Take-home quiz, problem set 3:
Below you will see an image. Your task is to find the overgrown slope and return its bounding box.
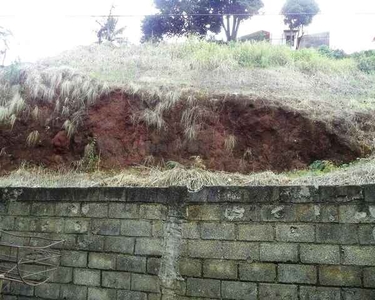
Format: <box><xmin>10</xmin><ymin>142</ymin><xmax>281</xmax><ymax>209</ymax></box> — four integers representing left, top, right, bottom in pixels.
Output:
<box><xmin>1</xmin><ymin>40</ymin><xmax>375</xmax><ymax>175</ymax></box>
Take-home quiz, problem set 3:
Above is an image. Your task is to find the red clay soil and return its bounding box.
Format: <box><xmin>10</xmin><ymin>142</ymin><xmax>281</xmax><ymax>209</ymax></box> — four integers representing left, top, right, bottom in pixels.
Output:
<box><xmin>0</xmin><ymin>91</ymin><xmax>366</xmax><ymax>174</ymax></box>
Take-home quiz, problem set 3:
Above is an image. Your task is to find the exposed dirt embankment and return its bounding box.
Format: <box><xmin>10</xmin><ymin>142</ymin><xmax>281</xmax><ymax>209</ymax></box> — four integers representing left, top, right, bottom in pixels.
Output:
<box><xmin>0</xmin><ymin>91</ymin><xmax>366</xmax><ymax>174</ymax></box>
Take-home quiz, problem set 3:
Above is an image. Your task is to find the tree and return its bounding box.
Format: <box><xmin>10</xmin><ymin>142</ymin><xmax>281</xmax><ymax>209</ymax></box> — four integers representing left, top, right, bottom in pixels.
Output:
<box><xmin>96</xmin><ymin>6</ymin><xmax>126</xmax><ymax>44</ymax></box>
<box><xmin>0</xmin><ymin>26</ymin><xmax>12</xmax><ymax>66</ymax></box>
<box><xmin>282</xmin><ymin>0</ymin><xmax>319</xmax><ymax>49</ymax></box>
<box><xmin>142</xmin><ymin>0</ymin><xmax>264</xmax><ymax>42</ymax></box>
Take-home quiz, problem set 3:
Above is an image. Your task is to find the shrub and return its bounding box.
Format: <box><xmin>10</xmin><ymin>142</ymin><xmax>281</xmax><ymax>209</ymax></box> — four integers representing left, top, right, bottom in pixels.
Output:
<box><xmin>353</xmin><ymin>51</ymin><xmax>375</xmax><ymax>73</ymax></box>
<box><xmin>318</xmin><ymin>46</ymin><xmax>347</xmax><ymax>60</ymax></box>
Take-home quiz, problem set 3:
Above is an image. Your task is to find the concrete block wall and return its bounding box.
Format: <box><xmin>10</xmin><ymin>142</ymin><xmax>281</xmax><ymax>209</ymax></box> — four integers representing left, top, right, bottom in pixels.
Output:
<box><xmin>0</xmin><ymin>185</ymin><xmax>375</xmax><ymax>299</ymax></box>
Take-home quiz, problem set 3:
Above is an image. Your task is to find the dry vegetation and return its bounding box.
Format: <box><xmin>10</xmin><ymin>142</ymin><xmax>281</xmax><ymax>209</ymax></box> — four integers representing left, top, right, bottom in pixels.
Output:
<box><xmin>1</xmin><ymin>39</ymin><xmax>375</xmax><ymax>187</ymax></box>
<box><xmin>38</xmin><ymin>40</ymin><xmax>375</xmax><ymax>146</ymax></box>
<box><xmin>1</xmin><ymin>156</ymin><xmax>375</xmax><ymax>189</ymax></box>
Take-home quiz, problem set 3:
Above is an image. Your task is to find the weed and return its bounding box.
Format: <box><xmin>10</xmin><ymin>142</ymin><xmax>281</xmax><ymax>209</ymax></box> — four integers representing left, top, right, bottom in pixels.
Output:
<box><xmin>139</xmin><ymin>108</ymin><xmax>165</xmax><ymax>131</ymax></box>
<box><xmin>63</xmin><ymin>120</ymin><xmax>76</xmax><ymax>138</ymax></box>
<box><xmin>224</xmin><ymin>135</ymin><xmax>237</xmax><ymax>153</ymax></box>
<box><xmin>75</xmin><ymin>139</ymin><xmax>100</xmax><ymax>172</ymax></box>
<box><xmin>26</xmin><ymin>130</ymin><xmax>40</xmax><ymax>147</ymax></box>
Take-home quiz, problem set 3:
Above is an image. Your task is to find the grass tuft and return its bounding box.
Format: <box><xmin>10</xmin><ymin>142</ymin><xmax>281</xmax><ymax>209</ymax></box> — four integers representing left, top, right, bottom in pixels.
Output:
<box><xmin>26</xmin><ymin>130</ymin><xmax>40</xmax><ymax>147</ymax></box>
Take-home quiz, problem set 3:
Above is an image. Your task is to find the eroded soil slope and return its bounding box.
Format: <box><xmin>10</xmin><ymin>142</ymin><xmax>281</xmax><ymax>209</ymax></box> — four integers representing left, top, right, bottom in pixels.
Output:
<box><xmin>0</xmin><ymin>91</ymin><xmax>366</xmax><ymax>174</ymax></box>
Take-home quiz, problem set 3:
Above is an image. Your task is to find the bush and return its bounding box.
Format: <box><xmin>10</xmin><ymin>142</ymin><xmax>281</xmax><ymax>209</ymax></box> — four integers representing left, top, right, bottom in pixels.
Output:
<box><xmin>352</xmin><ymin>50</ymin><xmax>375</xmax><ymax>73</ymax></box>
<box><xmin>318</xmin><ymin>46</ymin><xmax>347</xmax><ymax>60</ymax></box>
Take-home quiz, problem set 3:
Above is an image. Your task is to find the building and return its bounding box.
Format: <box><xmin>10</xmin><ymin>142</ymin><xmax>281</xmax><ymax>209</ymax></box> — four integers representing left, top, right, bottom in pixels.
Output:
<box><xmin>238</xmin><ymin>30</ymin><xmax>271</xmax><ymax>42</ymax></box>
<box><xmin>239</xmin><ymin>29</ymin><xmax>330</xmax><ymax>50</ymax></box>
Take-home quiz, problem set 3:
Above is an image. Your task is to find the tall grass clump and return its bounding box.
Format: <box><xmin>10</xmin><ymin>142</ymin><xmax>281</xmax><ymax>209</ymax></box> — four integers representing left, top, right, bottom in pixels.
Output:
<box><xmin>233</xmin><ymin>42</ymin><xmax>292</xmax><ymax>68</ymax></box>
<box><xmin>0</xmin><ymin>63</ymin><xmax>110</xmax><ymax>137</ymax></box>
<box><xmin>353</xmin><ymin>50</ymin><xmax>375</xmax><ymax>74</ymax></box>
<box><xmin>292</xmin><ymin>48</ymin><xmax>355</xmax><ymax>73</ymax></box>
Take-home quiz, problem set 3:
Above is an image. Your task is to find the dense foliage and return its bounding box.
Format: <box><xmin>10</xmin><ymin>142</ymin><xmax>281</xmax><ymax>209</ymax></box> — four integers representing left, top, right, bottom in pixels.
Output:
<box><xmin>142</xmin><ymin>0</ymin><xmax>263</xmax><ymax>42</ymax></box>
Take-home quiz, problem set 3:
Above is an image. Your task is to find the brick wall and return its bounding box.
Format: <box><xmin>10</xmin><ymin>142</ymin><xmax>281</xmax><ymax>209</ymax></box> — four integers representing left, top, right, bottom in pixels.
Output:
<box><xmin>0</xmin><ymin>185</ymin><xmax>375</xmax><ymax>299</ymax></box>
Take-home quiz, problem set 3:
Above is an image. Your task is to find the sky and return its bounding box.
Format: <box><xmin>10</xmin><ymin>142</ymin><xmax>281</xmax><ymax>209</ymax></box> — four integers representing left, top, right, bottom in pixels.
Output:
<box><xmin>1</xmin><ymin>0</ymin><xmax>375</xmax><ymax>63</ymax></box>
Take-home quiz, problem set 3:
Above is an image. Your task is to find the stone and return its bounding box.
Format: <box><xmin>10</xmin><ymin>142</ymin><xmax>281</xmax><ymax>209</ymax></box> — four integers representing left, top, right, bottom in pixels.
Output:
<box><xmin>109</xmin><ymin>203</ymin><xmax>138</xmax><ymax>218</ymax></box>
<box><xmin>221</xmin><ymin>281</ymin><xmax>257</xmax><ymax>300</ymax></box>
<box><xmin>117</xmin><ymin>290</ymin><xmax>147</xmax><ymax>300</ymax></box>
<box><xmin>203</xmin><ymin>259</ymin><xmax>237</xmax><ymax>279</ymax></box>
<box><xmin>201</xmin><ymin>223</ymin><xmax>235</xmax><ymax>240</ymax></box>
<box><xmin>300</xmin><ymin>244</ymin><xmax>340</xmax><ymax>265</ymax></box>
<box><xmin>82</xmin><ymin>203</ymin><xmax>108</xmax><ymax>218</ymax></box>
<box><xmin>64</xmin><ymin>218</ymin><xmax>89</xmax><ymax>234</ymax></box>
<box><xmin>121</xmin><ymin>220</ymin><xmax>152</xmax><ymax>237</ymax></box>
<box><xmin>358</xmin><ymin>225</ymin><xmax>375</xmax><ymax>244</ymax></box>
<box><xmin>139</xmin><ymin>204</ymin><xmax>167</xmax><ymax>220</ymax></box>
<box><xmin>187</xmin><ymin>205</ymin><xmax>221</xmax><ymax>221</ymax></box>
<box><xmin>61</xmin><ymin>250</ymin><xmax>87</xmax><ymax>267</ymax></box>
<box><xmin>117</xmin><ymin>255</ymin><xmax>146</xmax><ymax>273</ymax></box>
<box><xmin>73</xmin><ymin>269</ymin><xmax>100</xmax><ymax>286</ymax></box>
<box><xmin>316</xmin><ymin>224</ymin><xmax>358</xmax><ymax>244</ymax></box>
<box><xmin>319</xmin><ymin>266</ymin><xmax>361</xmax><ymax>287</ymax></box>
<box><xmin>31</xmin><ymin>202</ymin><xmax>55</xmax><ymax>216</ymax></box>
<box><xmin>91</xmin><ymin>219</ymin><xmax>120</xmax><ymax>235</ymax></box>
<box><xmin>104</xmin><ymin>236</ymin><xmax>134</xmax><ymax>253</ymax></box>
<box><xmin>261</xmin><ymin>205</ymin><xmax>297</xmax><ymax>222</ymax></box>
<box><xmin>77</xmin><ymin>235</ymin><xmax>105</xmax><ymax>251</ymax></box>
<box><xmin>278</xmin><ymin>264</ymin><xmax>317</xmax><ymax>284</ymax></box>
<box><xmin>222</xmin><ymin>242</ymin><xmax>259</xmax><ymax>260</ymax></box>
<box><xmin>182</xmin><ymin>222</ymin><xmax>200</xmax><ymax>239</ymax></box>
<box><xmin>276</xmin><ymin>224</ymin><xmax>315</xmax><ymax>243</ymax></box>
<box><xmin>363</xmin><ymin>267</ymin><xmax>375</xmax><ymax>288</ymax></box>
<box><xmin>186</xmin><ymin>278</ymin><xmax>221</xmax><ymax>298</ymax></box>
<box><xmin>56</xmin><ymin>203</ymin><xmax>80</xmax><ymax>217</ymax></box>
<box><xmin>342</xmin><ymin>288</ymin><xmax>375</xmax><ymax>300</ymax></box>
<box><xmin>260</xmin><ymin>243</ymin><xmax>298</xmax><ymax>262</ymax></box>
<box><xmin>188</xmin><ymin>240</ymin><xmax>222</xmax><ymax>259</ymax></box>
<box><xmin>102</xmin><ymin>271</ymin><xmax>131</xmax><ymax>289</ymax></box>
<box><xmin>238</xmin><ymin>224</ymin><xmax>274</xmax><ymax>241</ymax></box>
<box><xmin>239</xmin><ymin>263</ymin><xmax>276</xmax><ymax>282</ymax></box>
<box><xmin>342</xmin><ymin>246</ymin><xmax>375</xmax><ymax>266</ymax></box>
<box><xmin>179</xmin><ymin>258</ymin><xmax>202</xmax><ymax>277</ymax></box>
<box><xmin>135</xmin><ymin>238</ymin><xmax>163</xmax><ymax>256</ymax></box>
<box><xmin>8</xmin><ymin>202</ymin><xmax>30</xmax><ymax>216</ymax></box>
<box><xmin>300</xmin><ymin>286</ymin><xmax>341</xmax><ymax>300</ymax></box>
<box><xmin>35</xmin><ymin>283</ymin><xmax>60</xmax><ymax>299</ymax></box>
<box><xmin>147</xmin><ymin>257</ymin><xmax>161</xmax><ymax>275</ymax></box>
<box><xmin>88</xmin><ymin>287</ymin><xmax>117</xmax><ymax>300</ymax></box>
<box><xmin>259</xmin><ymin>284</ymin><xmax>298</xmax><ymax>300</ymax></box>
<box><xmin>88</xmin><ymin>253</ymin><xmax>116</xmax><ymax>270</ymax></box>
<box><xmin>131</xmin><ymin>274</ymin><xmax>160</xmax><ymax>293</ymax></box>
<box><xmin>49</xmin><ymin>266</ymin><xmax>73</xmax><ymax>284</ymax></box>
<box><xmin>60</xmin><ymin>284</ymin><xmax>87</xmax><ymax>300</ymax></box>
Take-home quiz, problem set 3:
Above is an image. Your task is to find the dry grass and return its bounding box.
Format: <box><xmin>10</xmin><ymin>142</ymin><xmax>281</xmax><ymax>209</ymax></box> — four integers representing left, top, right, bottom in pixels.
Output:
<box><xmin>33</xmin><ymin>39</ymin><xmax>375</xmax><ymax>146</ymax></box>
<box><xmin>1</xmin><ymin>40</ymin><xmax>375</xmax><ymax>186</ymax></box>
<box><xmin>26</xmin><ymin>130</ymin><xmax>40</xmax><ymax>147</ymax></box>
<box><xmin>2</xmin><ymin>157</ymin><xmax>375</xmax><ymax>189</ymax></box>
<box><xmin>224</xmin><ymin>135</ymin><xmax>237</xmax><ymax>153</ymax></box>
<box><xmin>0</xmin><ymin>65</ymin><xmax>110</xmax><ymax>141</ymax></box>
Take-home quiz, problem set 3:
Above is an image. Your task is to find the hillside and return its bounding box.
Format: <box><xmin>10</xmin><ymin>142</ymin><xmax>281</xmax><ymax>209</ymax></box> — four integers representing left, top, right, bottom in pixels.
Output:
<box><xmin>1</xmin><ymin>40</ymin><xmax>375</xmax><ymax>181</ymax></box>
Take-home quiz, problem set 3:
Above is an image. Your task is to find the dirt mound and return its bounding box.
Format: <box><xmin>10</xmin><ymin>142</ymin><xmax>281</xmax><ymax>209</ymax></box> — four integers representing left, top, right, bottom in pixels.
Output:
<box><xmin>0</xmin><ymin>91</ymin><xmax>366</xmax><ymax>174</ymax></box>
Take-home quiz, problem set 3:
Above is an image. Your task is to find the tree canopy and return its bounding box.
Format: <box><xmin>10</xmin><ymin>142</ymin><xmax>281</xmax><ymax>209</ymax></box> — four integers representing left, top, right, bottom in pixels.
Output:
<box><xmin>142</xmin><ymin>0</ymin><xmax>264</xmax><ymax>42</ymax></box>
<box><xmin>96</xmin><ymin>6</ymin><xmax>126</xmax><ymax>44</ymax></box>
<box><xmin>0</xmin><ymin>26</ymin><xmax>12</xmax><ymax>66</ymax></box>
<box><xmin>282</xmin><ymin>0</ymin><xmax>319</xmax><ymax>31</ymax></box>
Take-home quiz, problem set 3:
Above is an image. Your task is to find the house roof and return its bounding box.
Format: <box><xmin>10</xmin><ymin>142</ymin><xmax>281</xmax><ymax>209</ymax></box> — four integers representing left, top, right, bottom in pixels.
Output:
<box><xmin>239</xmin><ymin>30</ymin><xmax>270</xmax><ymax>41</ymax></box>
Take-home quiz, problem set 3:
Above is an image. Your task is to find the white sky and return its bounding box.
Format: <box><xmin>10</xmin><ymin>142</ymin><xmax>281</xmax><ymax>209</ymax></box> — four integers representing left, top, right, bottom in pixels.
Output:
<box><xmin>1</xmin><ymin>0</ymin><xmax>375</xmax><ymax>63</ymax></box>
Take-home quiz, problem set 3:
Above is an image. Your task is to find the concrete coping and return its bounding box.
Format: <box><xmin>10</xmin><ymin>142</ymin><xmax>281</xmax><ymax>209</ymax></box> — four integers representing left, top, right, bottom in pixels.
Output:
<box><xmin>0</xmin><ymin>185</ymin><xmax>374</xmax><ymax>204</ymax></box>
